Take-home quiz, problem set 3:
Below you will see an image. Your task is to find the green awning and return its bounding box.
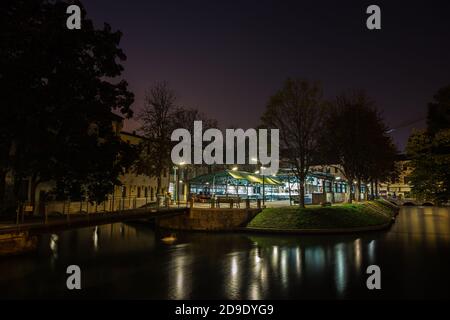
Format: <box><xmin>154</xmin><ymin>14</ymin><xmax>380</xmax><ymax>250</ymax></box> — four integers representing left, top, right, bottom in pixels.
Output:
<box><xmin>188</xmin><ymin>170</ymin><xmax>283</xmax><ymax>186</ymax></box>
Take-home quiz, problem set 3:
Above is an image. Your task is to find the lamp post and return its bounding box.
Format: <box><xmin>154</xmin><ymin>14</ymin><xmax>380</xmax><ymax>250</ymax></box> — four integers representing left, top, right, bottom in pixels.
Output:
<box><xmin>178</xmin><ymin>179</ymin><xmax>182</xmax><ymax>207</ymax></box>
<box><xmin>172</xmin><ymin>166</ymin><xmax>178</xmax><ymax>203</ymax></box>
<box><xmin>175</xmin><ymin>162</ymin><xmax>186</xmax><ymax>207</ymax></box>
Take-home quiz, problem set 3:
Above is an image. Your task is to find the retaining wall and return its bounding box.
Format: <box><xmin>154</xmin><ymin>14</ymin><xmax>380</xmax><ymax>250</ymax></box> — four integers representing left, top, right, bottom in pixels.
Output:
<box><xmin>156</xmin><ymin>207</ymin><xmax>261</xmax><ymax>231</ymax></box>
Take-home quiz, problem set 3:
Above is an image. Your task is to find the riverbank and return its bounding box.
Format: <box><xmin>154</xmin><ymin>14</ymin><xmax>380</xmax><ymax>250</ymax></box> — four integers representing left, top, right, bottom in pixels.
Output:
<box><xmin>0</xmin><ymin>207</ymin><xmax>187</xmax><ymax>235</ymax></box>
<box><xmin>244</xmin><ymin>200</ymin><xmax>398</xmax><ymax>234</ymax></box>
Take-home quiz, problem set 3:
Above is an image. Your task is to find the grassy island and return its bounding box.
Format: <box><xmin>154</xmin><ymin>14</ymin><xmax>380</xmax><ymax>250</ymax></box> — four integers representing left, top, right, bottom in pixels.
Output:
<box><xmin>246</xmin><ymin>200</ymin><xmax>398</xmax><ymax>231</ymax></box>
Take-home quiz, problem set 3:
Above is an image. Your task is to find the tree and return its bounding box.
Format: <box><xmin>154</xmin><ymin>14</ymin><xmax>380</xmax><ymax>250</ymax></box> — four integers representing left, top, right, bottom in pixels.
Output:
<box><xmin>172</xmin><ymin>106</ymin><xmax>218</xmax><ymax>177</ymax></box>
<box><xmin>0</xmin><ymin>0</ymin><xmax>135</xmax><ymax>210</ymax></box>
<box><xmin>322</xmin><ymin>91</ymin><xmax>397</xmax><ymax>202</ymax></box>
<box><xmin>137</xmin><ymin>83</ymin><xmax>218</xmax><ymax>197</ymax></box>
<box><xmin>407</xmin><ymin>85</ymin><xmax>450</xmax><ymax>204</ymax></box>
<box><xmin>427</xmin><ymin>85</ymin><xmax>450</xmax><ymax>136</ymax></box>
<box><xmin>261</xmin><ymin>78</ymin><xmax>326</xmax><ymax>208</ymax></box>
<box><xmin>137</xmin><ymin>82</ymin><xmax>177</xmax><ymax>196</ymax></box>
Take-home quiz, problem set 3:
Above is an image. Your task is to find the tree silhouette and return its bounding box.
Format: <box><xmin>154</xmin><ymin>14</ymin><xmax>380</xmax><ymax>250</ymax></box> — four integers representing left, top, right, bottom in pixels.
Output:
<box><xmin>322</xmin><ymin>91</ymin><xmax>397</xmax><ymax>202</ymax></box>
<box><xmin>0</xmin><ymin>0</ymin><xmax>135</xmax><ymax>210</ymax></box>
<box><xmin>261</xmin><ymin>78</ymin><xmax>326</xmax><ymax>208</ymax></box>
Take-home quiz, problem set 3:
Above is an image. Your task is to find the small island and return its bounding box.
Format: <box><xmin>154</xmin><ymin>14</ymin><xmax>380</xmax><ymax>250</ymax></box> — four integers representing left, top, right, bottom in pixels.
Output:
<box><xmin>245</xmin><ymin>200</ymin><xmax>398</xmax><ymax>233</ymax></box>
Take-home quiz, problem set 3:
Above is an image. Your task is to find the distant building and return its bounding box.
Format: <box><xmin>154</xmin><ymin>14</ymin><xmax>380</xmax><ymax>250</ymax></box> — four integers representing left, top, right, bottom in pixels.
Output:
<box><xmin>378</xmin><ymin>155</ymin><xmax>413</xmax><ymax>199</ymax></box>
<box><xmin>18</xmin><ymin>114</ymin><xmax>169</xmax><ymax>214</ymax></box>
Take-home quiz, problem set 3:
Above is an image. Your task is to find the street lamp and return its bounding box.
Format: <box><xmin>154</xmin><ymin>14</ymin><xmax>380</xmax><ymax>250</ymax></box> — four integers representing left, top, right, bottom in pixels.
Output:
<box><xmin>172</xmin><ymin>166</ymin><xmax>178</xmax><ymax>203</ymax></box>
<box><xmin>176</xmin><ymin>162</ymin><xmax>186</xmax><ymax>207</ymax></box>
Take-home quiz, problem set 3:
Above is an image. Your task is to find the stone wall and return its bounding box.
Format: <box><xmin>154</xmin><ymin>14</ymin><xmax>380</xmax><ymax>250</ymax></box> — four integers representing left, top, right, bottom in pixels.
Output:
<box><xmin>156</xmin><ymin>207</ymin><xmax>261</xmax><ymax>231</ymax></box>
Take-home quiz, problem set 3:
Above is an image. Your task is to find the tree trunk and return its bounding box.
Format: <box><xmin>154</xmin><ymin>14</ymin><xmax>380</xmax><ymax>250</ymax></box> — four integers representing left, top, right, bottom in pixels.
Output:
<box><xmin>347</xmin><ymin>179</ymin><xmax>353</xmax><ymax>203</ymax></box>
<box><xmin>331</xmin><ymin>180</ymin><xmax>335</xmax><ymax>203</ymax></box>
<box><xmin>322</xmin><ymin>179</ymin><xmax>326</xmax><ymax>203</ymax></box>
<box><xmin>156</xmin><ymin>175</ymin><xmax>162</xmax><ymax>195</ymax></box>
<box><xmin>370</xmin><ymin>180</ymin><xmax>374</xmax><ymax>200</ymax></box>
<box><xmin>356</xmin><ymin>179</ymin><xmax>362</xmax><ymax>202</ymax></box>
<box><xmin>375</xmin><ymin>179</ymin><xmax>379</xmax><ymax>198</ymax></box>
<box><xmin>299</xmin><ymin>179</ymin><xmax>305</xmax><ymax>208</ymax></box>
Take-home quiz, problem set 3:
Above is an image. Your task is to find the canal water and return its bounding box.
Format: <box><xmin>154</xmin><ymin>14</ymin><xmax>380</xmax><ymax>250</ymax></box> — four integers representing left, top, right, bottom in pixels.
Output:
<box><xmin>0</xmin><ymin>206</ymin><xmax>449</xmax><ymax>299</ymax></box>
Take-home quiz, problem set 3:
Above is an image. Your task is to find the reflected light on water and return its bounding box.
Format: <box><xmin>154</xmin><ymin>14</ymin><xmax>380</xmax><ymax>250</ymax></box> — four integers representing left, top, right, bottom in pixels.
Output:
<box><xmin>334</xmin><ymin>243</ymin><xmax>347</xmax><ymax>297</ymax></box>
<box><xmin>169</xmin><ymin>244</ymin><xmax>192</xmax><ymax>300</ymax></box>
<box><xmin>271</xmin><ymin>246</ymin><xmax>279</xmax><ymax>270</ymax></box>
<box><xmin>295</xmin><ymin>247</ymin><xmax>302</xmax><ymax>277</ymax></box>
<box><xmin>280</xmin><ymin>249</ymin><xmax>288</xmax><ymax>290</ymax></box>
<box><xmin>93</xmin><ymin>227</ymin><xmax>99</xmax><ymax>251</ymax></box>
<box><xmin>368</xmin><ymin>240</ymin><xmax>376</xmax><ymax>265</ymax></box>
<box><xmin>227</xmin><ymin>254</ymin><xmax>241</xmax><ymax>299</ymax></box>
<box><xmin>354</xmin><ymin>238</ymin><xmax>362</xmax><ymax>271</ymax></box>
<box><xmin>49</xmin><ymin>234</ymin><xmax>58</xmax><ymax>259</ymax></box>
<box><xmin>249</xmin><ymin>283</ymin><xmax>261</xmax><ymax>300</ymax></box>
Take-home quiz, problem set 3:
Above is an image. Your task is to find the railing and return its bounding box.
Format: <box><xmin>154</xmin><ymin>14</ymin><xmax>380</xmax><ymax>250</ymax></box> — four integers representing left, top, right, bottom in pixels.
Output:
<box><xmin>44</xmin><ymin>196</ymin><xmax>160</xmax><ymax>215</ymax></box>
<box><xmin>15</xmin><ymin>196</ymin><xmax>178</xmax><ymax>219</ymax></box>
<box><xmin>189</xmin><ymin>197</ymin><xmax>263</xmax><ymax>209</ymax></box>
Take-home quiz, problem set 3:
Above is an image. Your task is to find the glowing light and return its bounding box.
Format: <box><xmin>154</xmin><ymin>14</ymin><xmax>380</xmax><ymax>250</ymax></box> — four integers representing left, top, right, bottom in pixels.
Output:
<box><xmin>231</xmin><ymin>256</ymin><xmax>238</xmax><ymax>275</ymax></box>
<box><xmin>50</xmin><ymin>234</ymin><xmax>58</xmax><ymax>255</ymax></box>
<box><xmin>93</xmin><ymin>226</ymin><xmax>99</xmax><ymax>251</ymax></box>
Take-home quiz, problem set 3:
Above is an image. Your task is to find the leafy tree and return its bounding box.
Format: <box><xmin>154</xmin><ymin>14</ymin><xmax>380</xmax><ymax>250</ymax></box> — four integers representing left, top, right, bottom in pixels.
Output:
<box><xmin>0</xmin><ymin>0</ymin><xmax>135</xmax><ymax>210</ymax></box>
<box><xmin>427</xmin><ymin>85</ymin><xmax>450</xmax><ymax>136</ymax></box>
<box><xmin>261</xmin><ymin>78</ymin><xmax>326</xmax><ymax>208</ymax></box>
<box><xmin>407</xmin><ymin>86</ymin><xmax>450</xmax><ymax>204</ymax></box>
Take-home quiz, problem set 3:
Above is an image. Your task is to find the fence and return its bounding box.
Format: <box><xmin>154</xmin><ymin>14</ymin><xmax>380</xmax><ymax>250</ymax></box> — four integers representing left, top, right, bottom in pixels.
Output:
<box><xmin>35</xmin><ymin>195</ymin><xmax>173</xmax><ymax>216</ymax></box>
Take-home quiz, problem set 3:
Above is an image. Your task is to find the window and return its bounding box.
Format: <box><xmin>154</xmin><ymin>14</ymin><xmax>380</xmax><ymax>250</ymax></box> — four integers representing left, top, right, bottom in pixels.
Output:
<box><xmin>137</xmin><ymin>187</ymin><xmax>141</xmax><ymax>198</ymax></box>
<box><xmin>122</xmin><ymin>186</ymin><xmax>127</xmax><ymax>198</ymax></box>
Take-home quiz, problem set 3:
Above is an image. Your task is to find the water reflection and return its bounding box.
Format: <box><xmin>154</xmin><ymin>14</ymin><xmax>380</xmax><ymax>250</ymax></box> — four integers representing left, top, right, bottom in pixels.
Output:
<box><xmin>49</xmin><ymin>233</ymin><xmax>59</xmax><ymax>270</ymax></box>
<box><xmin>0</xmin><ymin>206</ymin><xmax>449</xmax><ymax>299</ymax></box>
<box><xmin>168</xmin><ymin>244</ymin><xmax>192</xmax><ymax>299</ymax></box>
<box><xmin>92</xmin><ymin>227</ymin><xmax>99</xmax><ymax>252</ymax></box>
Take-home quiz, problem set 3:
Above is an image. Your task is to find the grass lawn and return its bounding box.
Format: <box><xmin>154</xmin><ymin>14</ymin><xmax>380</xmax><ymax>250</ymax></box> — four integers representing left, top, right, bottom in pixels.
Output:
<box><xmin>247</xmin><ymin>200</ymin><xmax>397</xmax><ymax>230</ymax></box>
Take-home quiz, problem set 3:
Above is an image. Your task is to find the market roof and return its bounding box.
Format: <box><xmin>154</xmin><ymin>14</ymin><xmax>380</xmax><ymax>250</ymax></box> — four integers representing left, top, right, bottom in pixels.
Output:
<box><xmin>188</xmin><ymin>170</ymin><xmax>283</xmax><ymax>186</ymax></box>
<box><xmin>277</xmin><ymin>168</ymin><xmax>336</xmax><ymax>180</ymax></box>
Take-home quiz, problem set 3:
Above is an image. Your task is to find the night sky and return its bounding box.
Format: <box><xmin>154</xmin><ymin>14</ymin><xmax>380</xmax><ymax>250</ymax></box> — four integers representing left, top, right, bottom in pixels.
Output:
<box><xmin>83</xmin><ymin>0</ymin><xmax>450</xmax><ymax>151</ymax></box>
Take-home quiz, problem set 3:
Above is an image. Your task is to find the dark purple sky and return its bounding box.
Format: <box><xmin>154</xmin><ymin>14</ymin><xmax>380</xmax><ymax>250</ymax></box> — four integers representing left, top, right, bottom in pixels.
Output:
<box><xmin>84</xmin><ymin>0</ymin><xmax>450</xmax><ymax>151</ymax></box>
